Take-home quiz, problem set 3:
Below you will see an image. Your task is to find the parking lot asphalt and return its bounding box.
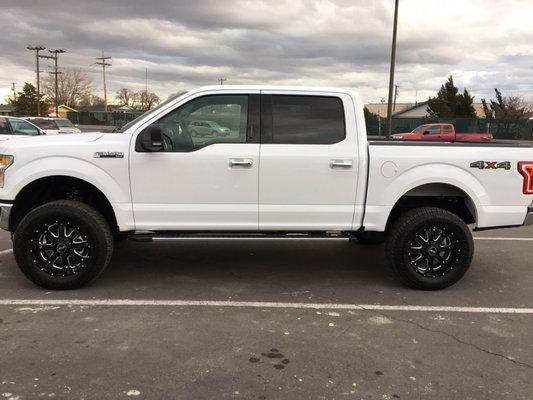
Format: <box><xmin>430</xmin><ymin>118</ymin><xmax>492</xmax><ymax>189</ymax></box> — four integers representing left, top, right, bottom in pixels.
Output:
<box><xmin>1</xmin><ymin>226</ymin><xmax>532</xmax><ymax>399</ymax></box>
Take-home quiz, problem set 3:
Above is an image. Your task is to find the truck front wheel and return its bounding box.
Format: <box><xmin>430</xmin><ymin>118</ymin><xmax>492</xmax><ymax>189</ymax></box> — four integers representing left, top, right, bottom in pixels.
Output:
<box><xmin>385</xmin><ymin>207</ymin><xmax>473</xmax><ymax>290</ymax></box>
<box><xmin>13</xmin><ymin>200</ymin><xmax>114</xmax><ymax>290</ymax></box>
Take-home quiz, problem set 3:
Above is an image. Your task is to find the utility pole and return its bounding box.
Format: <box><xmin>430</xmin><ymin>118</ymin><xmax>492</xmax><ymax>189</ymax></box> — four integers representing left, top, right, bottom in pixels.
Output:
<box><xmin>48</xmin><ymin>49</ymin><xmax>66</xmax><ymax>117</ymax></box>
<box><xmin>393</xmin><ymin>85</ymin><xmax>399</xmax><ymax>112</ymax></box>
<box><xmin>218</xmin><ymin>78</ymin><xmax>227</xmax><ymax>85</ymax></box>
<box><xmin>11</xmin><ymin>83</ymin><xmax>16</xmax><ymax>102</ymax></box>
<box><xmin>386</xmin><ymin>0</ymin><xmax>400</xmax><ymax>138</ymax></box>
<box><xmin>26</xmin><ymin>45</ymin><xmax>46</xmax><ymax>116</ymax></box>
<box><xmin>95</xmin><ymin>50</ymin><xmax>112</xmax><ymax>111</ymax></box>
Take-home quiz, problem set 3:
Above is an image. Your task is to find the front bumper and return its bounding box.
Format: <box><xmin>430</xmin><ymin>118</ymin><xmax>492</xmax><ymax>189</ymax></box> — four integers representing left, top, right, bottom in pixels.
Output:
<box><xmin>525</xmin><ymin>207</ymin><xmax>533</xmax><ymax>226</ymax></box>
<box><xmin>0</xmin><ymin>203</ymin><xmax>12</xmax><ymax>231</ymax></box>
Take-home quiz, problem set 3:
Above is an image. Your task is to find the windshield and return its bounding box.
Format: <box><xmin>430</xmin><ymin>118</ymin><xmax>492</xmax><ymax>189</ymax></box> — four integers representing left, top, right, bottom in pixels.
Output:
<box><xmin>54</xmin><ymin>119</ymin><xmax>74</xmax><ymax>127</ymax></box>
<box><xmin>411</xmin><ymin>125</ymin><xmax>429</xmax><ymax>133</ymax></box>
<box><xmin>30</xmin><ymin>119</ymin><xmax>58</xmax><ymax>129</ymax></box>
<box><xmin>117</xmin><ymin>92</ymin><xmax>188</xmax><ymax>133</ymax></box>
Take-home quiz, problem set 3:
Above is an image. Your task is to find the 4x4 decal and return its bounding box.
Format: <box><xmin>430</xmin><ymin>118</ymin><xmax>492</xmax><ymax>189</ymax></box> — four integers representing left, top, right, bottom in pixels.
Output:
<box><xmin>470</xmin><ymin>161</ymin><xmax>511</xmax><ymax>170</ymax></box>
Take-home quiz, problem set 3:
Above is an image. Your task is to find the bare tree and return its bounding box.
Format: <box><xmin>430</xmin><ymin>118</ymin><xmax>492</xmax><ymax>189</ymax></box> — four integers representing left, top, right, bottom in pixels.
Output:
<box><xmin>42</xmin><ymin>68</ymin><xmax>93</xmax><ymax>108</ymax></box>
<box><xmin>482</xmin><ymin>89</ymin><xmax>533</xmax><ymax>140</ymax></box>
<box><xmin>115</xmin><ymin>88</ymin><xmax>135</xmax><ymax>107</ymax></box>
<box><xmin>78</xmin><ymin>94</ymin><xmax>106</xmax><ymax>107</ymax></box>
<box><xmin>115</xmin><ymin>88</ymin><xmax>160</xmax><ymax>110</ymax></box>
<box><xmin>137</xmin><ymin>91</ymin><xmax>160</xmax><ymax>110</ymax></box>
<box><xmin>482</xmin><ymin>89</ymin><xmax>532</xmax><ymax>119</ymax></box>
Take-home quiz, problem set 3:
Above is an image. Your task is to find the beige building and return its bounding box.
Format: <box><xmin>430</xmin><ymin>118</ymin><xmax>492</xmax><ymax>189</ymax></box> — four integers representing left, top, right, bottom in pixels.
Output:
<box><xmin>364</xmin><ymin>103</ymin><xmax>414</xmax><ymax>117</ymax></box>
<box><xmin>365</xmin><ymin>102</ymin><xmax>487</xmax><ymax>118</ymax></box>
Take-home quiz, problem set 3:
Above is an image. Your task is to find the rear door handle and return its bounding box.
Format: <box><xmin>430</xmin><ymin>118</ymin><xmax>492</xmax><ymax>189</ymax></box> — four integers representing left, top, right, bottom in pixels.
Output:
<box><xmin>330</xmin><ymin>159</ymin><xmax>353</xmax><ymax>169</ymax></box>
<box><xmin>229</xmin><ymin>158</ymin><xmax>254</xmax><ymax>168</ymax></box>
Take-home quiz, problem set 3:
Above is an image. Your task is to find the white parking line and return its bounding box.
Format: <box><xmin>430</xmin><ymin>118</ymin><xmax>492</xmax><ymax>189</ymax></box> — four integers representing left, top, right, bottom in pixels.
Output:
<box><xmin>0</xmin><ymin>248</ymin><xmax>13</xmax><ymax>256</ymax></box>
<box><xmin>0</xmin><ymin>299</ymin><xmax>532</xmax><ymax>314</ymax></box>
<box><xmin>473</xmin><ymin>237</ymin><xmax>533</xmax><ymax>241</ymax></box>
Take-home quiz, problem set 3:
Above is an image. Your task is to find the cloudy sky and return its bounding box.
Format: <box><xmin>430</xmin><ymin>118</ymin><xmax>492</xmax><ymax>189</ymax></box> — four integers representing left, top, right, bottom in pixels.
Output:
<box><xmin>1</xmin><ymin>0</ymin><xmax>532</xmax><ymax>104</ymax></box>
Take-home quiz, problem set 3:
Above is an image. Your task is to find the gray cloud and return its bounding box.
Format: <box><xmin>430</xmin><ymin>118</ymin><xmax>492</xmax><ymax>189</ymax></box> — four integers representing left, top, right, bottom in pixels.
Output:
<box><xmin>1</xmin><ymin>0</ymin><xmax>532</xmax><ymax>103</ymax></box>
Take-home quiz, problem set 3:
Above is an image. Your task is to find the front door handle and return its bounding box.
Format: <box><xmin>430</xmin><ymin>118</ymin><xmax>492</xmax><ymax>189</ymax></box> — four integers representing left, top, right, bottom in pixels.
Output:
<box><xmin>229</xmin><ymin>158</ymin><xmax>254</xmax><ymax>168</ymax></box>
<box><xmin>330</xmin><ymin>159</ymin><xmax>353</xmax><ymax>169</ymax></box>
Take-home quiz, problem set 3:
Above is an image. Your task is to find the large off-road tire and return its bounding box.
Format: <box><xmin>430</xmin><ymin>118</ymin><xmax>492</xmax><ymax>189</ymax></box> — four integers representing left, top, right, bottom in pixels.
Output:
<box><xmin>385</xmin><ymin>207</ymin><xmax>473</xmax><ymax>290</ymax></box>
<box><xmin>13</xmin><ymin>200</ymin><xmax>114</xmax><ymax>290</ymax></box>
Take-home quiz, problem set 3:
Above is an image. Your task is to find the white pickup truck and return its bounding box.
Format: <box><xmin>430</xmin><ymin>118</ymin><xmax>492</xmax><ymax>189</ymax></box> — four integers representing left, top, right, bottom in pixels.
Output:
<box><xmin>0</xmin><ymin>86</ymin><xmax>531</xmax><ymax>291</ymax></box>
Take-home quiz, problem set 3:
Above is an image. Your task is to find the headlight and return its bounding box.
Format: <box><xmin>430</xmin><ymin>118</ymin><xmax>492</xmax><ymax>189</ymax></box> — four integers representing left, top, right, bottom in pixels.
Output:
<box><xmin>0</xmin><ymin>155</ymin><xmax>14</xmax><ymax>188</ymax></box>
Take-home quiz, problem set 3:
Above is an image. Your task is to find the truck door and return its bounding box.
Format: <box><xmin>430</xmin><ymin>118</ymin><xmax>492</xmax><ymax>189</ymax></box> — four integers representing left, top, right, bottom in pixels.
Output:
<box><xmin>129</xmin><ymin>92</ymin><xmax>260</xmax><ymax>231</ymax></box>
<box><xmin>423</xmin><ymin>125</ymin><xmax>443</xmax><ymax>141</ymax></box>
<box><xmin>442</xmin><ymin>124</ymin><xmax>455</xmax><ymax>141</ymax></box>
<box><xmin>258</xmin><ymin>92</ymin><xmax>359</xmax><ymax>230</ymax></box>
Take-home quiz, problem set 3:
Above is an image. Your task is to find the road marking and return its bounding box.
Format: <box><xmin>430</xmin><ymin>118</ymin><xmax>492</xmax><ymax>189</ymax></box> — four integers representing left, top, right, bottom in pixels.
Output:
<box><xmin>473</xmin><ymin>237</ymin><xmax>533</xmax><ymax>241</ymax></box>
<box><xmin>0</xmin><ymin>248</ymin><xmax>13</xmax><ymax>256</ymax></box>
<box><xmin>0</xmin><ymin>299</ymin><xmax>531</xmax><ymax>314</ymax></box>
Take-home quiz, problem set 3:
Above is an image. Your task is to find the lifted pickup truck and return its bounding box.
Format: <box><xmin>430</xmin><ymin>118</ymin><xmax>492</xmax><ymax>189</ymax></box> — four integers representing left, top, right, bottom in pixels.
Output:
<box><xmin>392</xmin><ymin>123</ymin><xmax>493</xmax><ymax>142</ymax></box>
<box><xmin>0</xmin><ymin>86</ymin><xmax>531</xmax><ymax>290</ymax></box>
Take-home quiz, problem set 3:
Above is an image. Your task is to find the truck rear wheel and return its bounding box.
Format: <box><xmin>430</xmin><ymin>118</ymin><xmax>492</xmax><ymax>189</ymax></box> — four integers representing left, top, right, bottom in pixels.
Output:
<box><xmin>385</xmin><ymin>207</ymin><xmax>473</xmax><ymax>290</ymax></box>
<box><xmin>13</xmin><ymin>200</ymin><xmax>114</xmax><ymax>290</ymax></box>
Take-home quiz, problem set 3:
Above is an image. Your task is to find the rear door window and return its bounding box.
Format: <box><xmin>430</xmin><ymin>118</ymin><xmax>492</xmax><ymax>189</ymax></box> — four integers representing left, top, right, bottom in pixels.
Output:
<box><xmin>269</xmin><ymin>95</ymin><xmax>345</xmax><ymax>144</ymax></box>
<box><xmin>29</xmin><ymin>119</ymin><xmax>58</xmax><ymax>129</ymax></box>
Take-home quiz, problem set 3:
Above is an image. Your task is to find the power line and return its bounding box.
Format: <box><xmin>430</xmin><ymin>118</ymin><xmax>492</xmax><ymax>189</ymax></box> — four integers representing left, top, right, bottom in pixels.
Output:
<box><xmin>95</xmin><ymin>50</ymin><xmax>112</xmax><ymax>111</ymax></box>
<box><xmin>26</xmin><ymin>45</ymin><xmax>46</xmax><ymax>116</ymax></box>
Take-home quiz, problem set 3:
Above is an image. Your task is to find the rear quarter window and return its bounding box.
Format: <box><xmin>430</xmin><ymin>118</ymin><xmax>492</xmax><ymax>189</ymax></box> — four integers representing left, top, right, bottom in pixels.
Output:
<box><xmin>270</xmin><ymin>95</ymin><xmax>345</xmax><ymax>144</ymax></box>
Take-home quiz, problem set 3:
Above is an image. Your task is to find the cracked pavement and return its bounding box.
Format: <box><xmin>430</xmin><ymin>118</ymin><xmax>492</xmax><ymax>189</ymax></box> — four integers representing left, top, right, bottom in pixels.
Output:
<box><xmin>0</xmin><ymin>226</ymin><xmax>532</xmax><ymax>399</ymax></box>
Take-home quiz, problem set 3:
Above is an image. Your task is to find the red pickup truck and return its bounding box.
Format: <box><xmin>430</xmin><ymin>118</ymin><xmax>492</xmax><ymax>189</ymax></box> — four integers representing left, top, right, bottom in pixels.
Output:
<box><xmin>392</xmin><ymin>123</ymin><xmax>493</xmax><ymax>142</ymax></box>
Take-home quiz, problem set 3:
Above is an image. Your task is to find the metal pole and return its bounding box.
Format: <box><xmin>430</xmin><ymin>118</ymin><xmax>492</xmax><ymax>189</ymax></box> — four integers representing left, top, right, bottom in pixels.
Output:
<box><xmin>103</xmin><ymin>61</ymin><xmax>107</xmax><ymax>111</ymax></box>
<box><xmin>36</xmin><ymin>50</ymin><xmax>41</xmax><ymax>116</ymax></box>
<box><xmin>27</xmin><ymin>46</ymin><xmax>46</xmax><ymax>116</ymax></box>
<box><xmin>54</xmin><ymin>54</ymin><xmax>58</xmax><ymax>116</ymax></box>
<box><xmin>386</xmin><ymin>0</ymin><xmax>399</xmax><ymax>138</ymax></box>
<box><xmin>49</xmin><ymin>49</ymin><xmax>66</xmax><ymax>117</ymax></box>
<box><xmin>95</xmin><ymin>51</ymin><xmax>112</xmax><ymax>112</ymax></box>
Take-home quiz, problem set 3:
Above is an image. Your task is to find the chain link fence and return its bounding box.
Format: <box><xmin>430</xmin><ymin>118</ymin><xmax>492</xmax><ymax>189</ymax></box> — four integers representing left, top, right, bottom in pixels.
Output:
<box><xmin>68</xmin><ymin>111</ymin><xmax>533</xmax><ymax>141</ymax></box>
<box><xmin>67</xmin><ymin>111</ymin><xmax>144</xmax><ymax>128</ymax></box>
<box><xmin>365</xmin><ymin>116</ymin><xmax>533</xmax><ymax>141</ymax></box>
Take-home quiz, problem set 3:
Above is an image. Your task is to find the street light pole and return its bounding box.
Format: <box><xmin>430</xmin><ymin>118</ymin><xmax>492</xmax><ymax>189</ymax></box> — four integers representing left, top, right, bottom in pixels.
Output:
<box><xmin>386</xmin><ymin>0</ymin><xmax>399</xmax><ymax>138</ymax></box>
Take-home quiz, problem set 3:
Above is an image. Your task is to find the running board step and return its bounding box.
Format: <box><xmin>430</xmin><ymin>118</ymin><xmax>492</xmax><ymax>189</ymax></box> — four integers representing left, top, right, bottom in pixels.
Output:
<box><xmin>128</xmin><ymin>232</ymin><xmax>356</xmax><ymax>242</ymax></box>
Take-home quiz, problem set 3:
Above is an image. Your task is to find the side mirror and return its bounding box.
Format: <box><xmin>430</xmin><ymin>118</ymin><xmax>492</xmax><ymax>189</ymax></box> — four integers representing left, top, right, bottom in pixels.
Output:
<box><xmin>39</xmin><ymin>129</ymin><xmax>46</xmax><ymax>135</ymax></box>
<box><xmin>136</xmin><ymin>124</ymin><xmax>164</xmax><ymax>152</ymax></box>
